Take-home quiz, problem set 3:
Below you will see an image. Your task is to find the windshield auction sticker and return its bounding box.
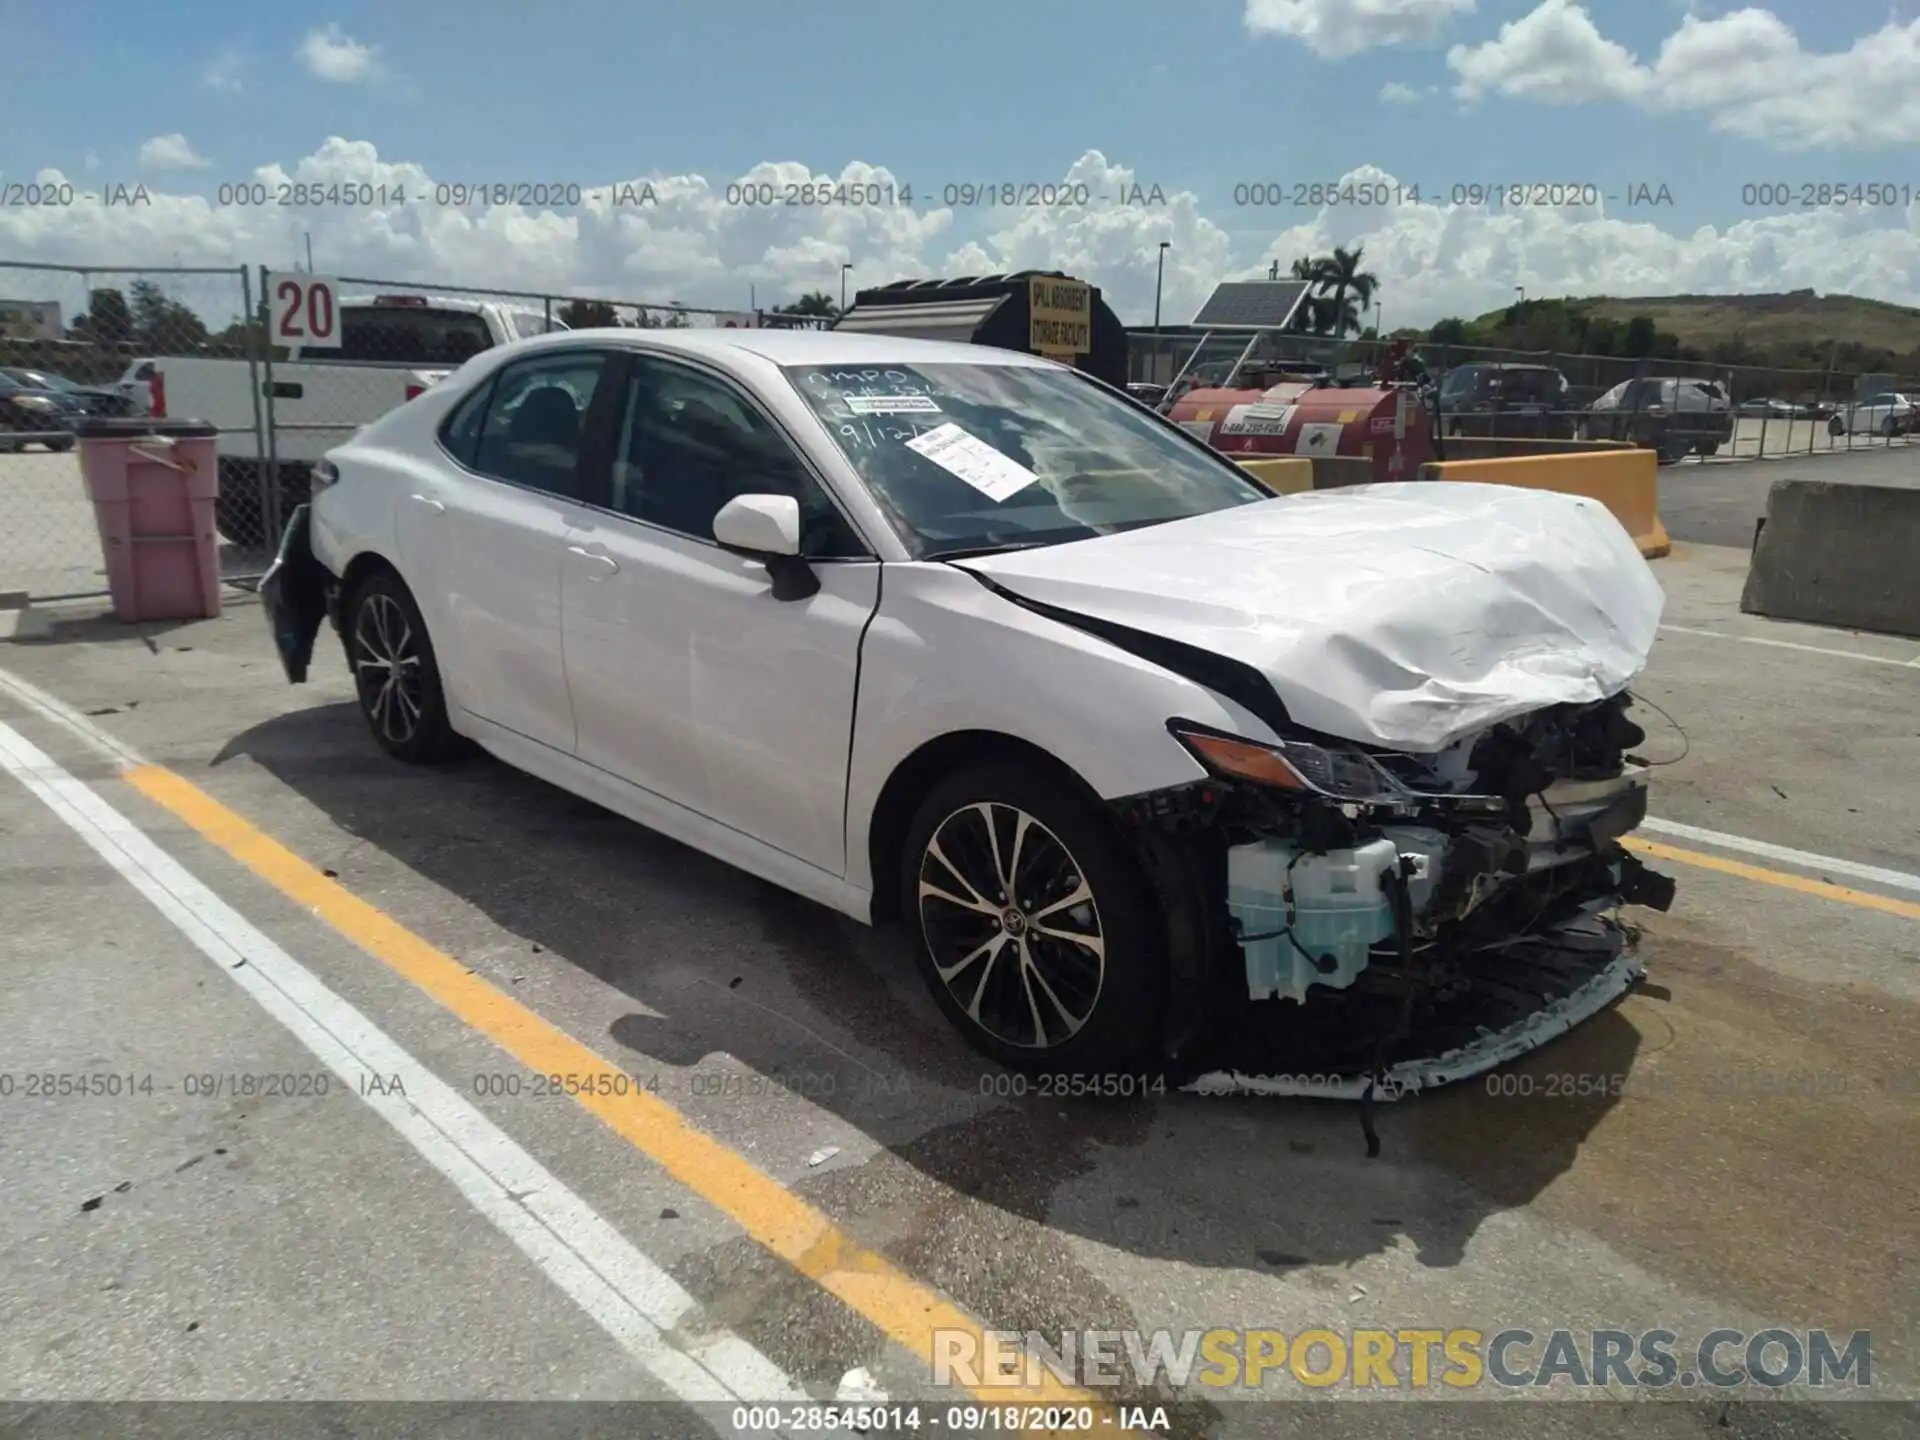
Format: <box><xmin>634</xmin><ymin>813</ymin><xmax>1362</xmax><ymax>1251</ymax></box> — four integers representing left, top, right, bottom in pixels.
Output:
<box><xmin>846</xmin><ymin>395</ymin><xmax>942</xmax><ymax>415</ymax></box>
<box><xmin>905</xmin><ymin>422</ymin><xmax>1039</xmax><ymax>502</ymax></box>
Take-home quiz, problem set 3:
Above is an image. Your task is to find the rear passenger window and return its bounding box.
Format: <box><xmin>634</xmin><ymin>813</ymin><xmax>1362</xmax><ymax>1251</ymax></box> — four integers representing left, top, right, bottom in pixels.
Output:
<box><xmin>470</xmin><ymin>352</ymin><xmax>609</xmax><ymax>500</ymax></box>
<box><xmin>438</xmin><ymin>378</ymin><xmax>495</xmax><ymax>468</ymax></box>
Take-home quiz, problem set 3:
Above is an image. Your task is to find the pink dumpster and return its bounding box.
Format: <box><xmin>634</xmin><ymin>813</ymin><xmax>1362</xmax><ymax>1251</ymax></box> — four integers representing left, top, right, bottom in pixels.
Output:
<box><xmin>75</xmin><ymin>417</ymin><xmax>222</xmax><ymax>623</ymax></box>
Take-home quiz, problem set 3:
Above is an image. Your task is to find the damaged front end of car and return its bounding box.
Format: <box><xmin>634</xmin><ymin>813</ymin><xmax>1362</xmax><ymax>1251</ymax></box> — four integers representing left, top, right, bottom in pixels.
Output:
<box><xmin>1115</xmin><ymin>691</ymin><xmax>1676</xmax><ymax>1119</ymax></box>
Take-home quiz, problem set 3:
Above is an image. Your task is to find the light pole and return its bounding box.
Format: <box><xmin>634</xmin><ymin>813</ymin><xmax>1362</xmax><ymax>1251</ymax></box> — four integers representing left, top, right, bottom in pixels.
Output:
<box><xmin>841</xmin><ymin>263</ymin><xmax>852</xmax><ymax>314</ymax></box>
<box><xmin>1153</xmin><ymin>241</ymin><xmax>1170</xmax><ymax>333</ymax></box>
<box><xmin>1514</xmin><ymin>284</ymin><xmax>1526</xmax><ymax>310</ymax></box>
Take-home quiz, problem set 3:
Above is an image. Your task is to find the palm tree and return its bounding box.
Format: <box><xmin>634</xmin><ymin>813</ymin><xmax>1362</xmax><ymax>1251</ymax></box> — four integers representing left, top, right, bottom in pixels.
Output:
<box><xmin>1314</xmin><ymin>245</ymin><xmax>1379</xmax><ymax>338</ymax></box>
<box><xmin>780</xmin><ymin>291</ymin><xmax>840</xmax><ymax>318</ymax></box>
<box><xmin>1281</xmin><ymin>256</ymin><xmax>1331</xmax><ymax>333</ymax></box>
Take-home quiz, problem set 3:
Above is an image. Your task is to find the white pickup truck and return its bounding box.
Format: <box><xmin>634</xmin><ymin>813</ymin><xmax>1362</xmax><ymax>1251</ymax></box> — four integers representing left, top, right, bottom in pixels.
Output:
<box><xmin>146</xmin><ymin>293</ymin><xmax>566</xmax><ymax>542</ymax></box>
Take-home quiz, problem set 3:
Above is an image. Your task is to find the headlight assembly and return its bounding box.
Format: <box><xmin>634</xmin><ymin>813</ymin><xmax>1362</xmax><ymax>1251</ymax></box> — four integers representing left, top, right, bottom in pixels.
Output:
<box><xmin>1169</xmin><ymin>722</ymin><xmax>1408</xmax><ymax>803</ymax></box>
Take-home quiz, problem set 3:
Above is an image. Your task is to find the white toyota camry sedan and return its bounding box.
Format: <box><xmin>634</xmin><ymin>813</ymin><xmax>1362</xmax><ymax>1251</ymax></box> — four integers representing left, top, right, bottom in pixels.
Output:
<box><xmin>265</xmin><ymin>328</ymin><xmax>1675</xmax><ymax>1096</ymax></box>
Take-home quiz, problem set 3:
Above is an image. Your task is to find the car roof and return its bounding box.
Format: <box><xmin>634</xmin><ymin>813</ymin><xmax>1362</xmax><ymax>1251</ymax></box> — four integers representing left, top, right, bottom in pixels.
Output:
<box><xmin>498</xmin><ymin>326</ymin><xmax>1063</xmax><ymax>370</ymax></box>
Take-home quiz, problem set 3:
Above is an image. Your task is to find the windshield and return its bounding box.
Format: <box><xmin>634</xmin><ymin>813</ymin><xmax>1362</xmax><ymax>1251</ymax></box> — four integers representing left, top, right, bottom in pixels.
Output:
<box><xmin>782</xmin><ymin>361</ymin><xmax>1268</xmax><ymax>557</ymax></box>
<box><xmin>4</xmin><ymin>369</ymin><xmax>79</xmax><ymax>392</ymax></box>
<box><xmin>337</xmin><ymin>305</ymin><xmax>495</xmax><ymax>365</ymax></box>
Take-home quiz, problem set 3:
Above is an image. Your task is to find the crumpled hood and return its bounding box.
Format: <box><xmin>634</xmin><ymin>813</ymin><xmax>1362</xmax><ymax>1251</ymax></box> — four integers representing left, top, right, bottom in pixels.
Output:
<box><xmin>956</xmin><ymin>481</ymin><xmax>1665</xmax><ymax>753</ymax></box>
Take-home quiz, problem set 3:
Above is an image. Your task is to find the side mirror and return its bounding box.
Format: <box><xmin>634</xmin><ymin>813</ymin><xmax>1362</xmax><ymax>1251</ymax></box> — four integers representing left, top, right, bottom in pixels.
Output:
<box><xmin>712</xmin><ymin>493</ymin><xmax>801</xmax><ymax>556</ymax></box>
<box><xmin>712</xmin><ymin>493</ymin><xmax>817</xmax><ymax>601</ymax></box>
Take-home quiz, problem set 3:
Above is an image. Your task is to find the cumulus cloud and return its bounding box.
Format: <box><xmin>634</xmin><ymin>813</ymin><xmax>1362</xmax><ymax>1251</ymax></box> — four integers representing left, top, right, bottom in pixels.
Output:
<box><xmin>1379</xmin><ymin>81</ymin><xmax>1423</xmax><ymax>103</ymax></box>
<box><xmin>299</xmin><ymin>24</ymin><xmax>380</xmax><ymax>83</ymax></box>
<box><xmin>1448</xmin><ymin>3</ymin><xmax>1920</xmax><ymax>150</ymax></box>
<box><xmin>1448</xmin><ymin>0</ymin><xmax>1648</xmax><ymax>103</ymax></box>
<box><xmin>3</xmin><ymin>145</ymin><xmax>1918</xmax><ymax>330</ymax></box>
<box><xmin>1244</xmin><ymin>0</ymin><xmax>1478</xmax><ymax>57</ymax></box>
<box><xmin>138</xmin><ymin>134</ymin><xmax>213</xmax><ymax>171</ymax></box>
<box><xmin>202</xmin><ymin>45</ymin><xmax>247</xmax><ymax>93</ymax></box>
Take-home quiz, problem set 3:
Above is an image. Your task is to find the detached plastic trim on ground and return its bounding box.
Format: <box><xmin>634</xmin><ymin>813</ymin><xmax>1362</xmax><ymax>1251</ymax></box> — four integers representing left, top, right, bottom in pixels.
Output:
<box><xmin>1179</xmin><ymin>942</ymin><xmax>1647</xmax><ymax>1101</ymax></box>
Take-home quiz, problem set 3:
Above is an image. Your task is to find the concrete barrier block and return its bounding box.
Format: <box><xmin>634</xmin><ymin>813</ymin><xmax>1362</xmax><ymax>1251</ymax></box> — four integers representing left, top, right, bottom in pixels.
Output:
<box><xmin>1234</xmin><ymin>456</ymin><xmax>1315</xmax><ymax>494</ymax></box>
<box><xmin>1740</xmin><ymin>480</ymin><xmax>1920</xmax><ymax>639</ymax></box>
<box><xmin>1308</xmin><ymin>456</ymin><xmax>1378</xmax><ymax>490</ymax></box>
<box><xmin>1436</xmin><ymin>436</ymin><xmax>1639</xmax><ymax>461</ymax></box>
<box><xmin>1416</xmin><ymin>450</ymin><xmax>1670</xmax><ymax>560</ymax></box>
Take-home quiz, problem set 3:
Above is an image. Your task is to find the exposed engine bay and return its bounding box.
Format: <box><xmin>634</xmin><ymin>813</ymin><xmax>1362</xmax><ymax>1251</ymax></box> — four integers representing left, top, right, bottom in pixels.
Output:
<box><xmin>1116</xmin><ymin>691</ymin><xmax>1677</xmax><ymax>1117</ymax></box>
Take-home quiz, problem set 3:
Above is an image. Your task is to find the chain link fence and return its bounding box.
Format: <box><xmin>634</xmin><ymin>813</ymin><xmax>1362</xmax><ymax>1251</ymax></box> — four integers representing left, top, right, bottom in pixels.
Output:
<box><xmin>1142</xmin><ymin>330</ymin><xmax>1920</xmax><ymax>465</ymax></box>
<box><xmin>11</xmin><ymin>255</ymin><xmax>1914</xmax><ymax>602</ymax></box>
<box><xmin>0</xmin><ymin>259</ymin><xmax>839</xmax><ymax>602</ymax></box>
<box><xmin>0</xmin><ymin>260</ymin><xmax>259</xmax><ymax>600</ymax></box>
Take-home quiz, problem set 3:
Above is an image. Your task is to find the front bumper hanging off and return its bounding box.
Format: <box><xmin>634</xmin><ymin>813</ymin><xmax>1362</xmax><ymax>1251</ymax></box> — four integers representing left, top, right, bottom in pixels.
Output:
<box><xmin>1181</xmin><ymin>910</ymin><xmax>1644</xmax><ymax>1101</ymax></box>
<box><xmin>1121</xmin><ymin>740</ymin><xmax>1674</xmax><ymax>1104</ymax></box>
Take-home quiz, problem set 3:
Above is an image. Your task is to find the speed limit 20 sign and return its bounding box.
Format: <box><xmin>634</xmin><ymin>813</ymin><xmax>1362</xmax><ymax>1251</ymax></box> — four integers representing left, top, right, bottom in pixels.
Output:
<box><xmin>270</xmin><ymin>273</ymin><xmax>342</xmax><ymax>349</ymax></box>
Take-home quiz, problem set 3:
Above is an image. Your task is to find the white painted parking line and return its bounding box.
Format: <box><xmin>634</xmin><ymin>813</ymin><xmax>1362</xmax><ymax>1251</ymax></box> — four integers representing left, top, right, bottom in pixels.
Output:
<box><xmin>1658</xmin><ymin>624</ymin><xmax>1920</xmax><ymax>669</ymax></box>
<box><xmin>0</xmin><ymin>716</ymin><xmax>814</xmax><ymax>1434</ymax></box>
<box><xmin>1641</xmin><ymin>816</ymin><xmax>1920</xmax><ymax>897</ymax></box>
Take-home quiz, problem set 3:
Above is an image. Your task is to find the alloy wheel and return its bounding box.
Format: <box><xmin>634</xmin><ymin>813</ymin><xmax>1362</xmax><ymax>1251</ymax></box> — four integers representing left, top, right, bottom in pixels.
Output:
<box><xmin>916</xmin><ymin>801</ymin><xmax>1105</xmax><ymax>1049</ymax></box>
<box><xmin>352</xmin><ymin>592</ymin><xmax>425</xmax><ymax>746</ymax></box>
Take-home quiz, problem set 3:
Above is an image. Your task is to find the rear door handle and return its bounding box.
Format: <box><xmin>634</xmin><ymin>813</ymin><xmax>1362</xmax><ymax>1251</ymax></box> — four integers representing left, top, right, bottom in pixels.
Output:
<box><xmin>407</xmin><ymin>494</ymin><xmax>446</xmax><ymax>513</ymax></box>
<box><xmin>566</xmin><ymin>545</ymin><xmax>619</xmax><ymax>575</ymax></box>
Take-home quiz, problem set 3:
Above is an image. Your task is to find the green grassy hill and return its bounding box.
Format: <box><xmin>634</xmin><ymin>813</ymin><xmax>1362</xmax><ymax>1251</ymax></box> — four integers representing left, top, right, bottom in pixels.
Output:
<box><xmin>1559</xmin><ymin>292</ymin><xmax>1919</xmax><ymax>356</ymax></box>
<box><xmin>1446</xmin><ymin>290</ymin><xmax>1920</xmax><ymax>374</ymax></box>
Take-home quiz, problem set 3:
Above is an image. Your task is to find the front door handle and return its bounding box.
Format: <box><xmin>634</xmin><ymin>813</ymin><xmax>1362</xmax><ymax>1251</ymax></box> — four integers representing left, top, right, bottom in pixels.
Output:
<box><xmin>566</xmin><ymin>545</ymin><xmax>619</xmax><ymax>575</ymax></box>
<box><xmin>407</xmin><ymin>493</ymin><xmax>446</xmax><ymax>513</ymax></box>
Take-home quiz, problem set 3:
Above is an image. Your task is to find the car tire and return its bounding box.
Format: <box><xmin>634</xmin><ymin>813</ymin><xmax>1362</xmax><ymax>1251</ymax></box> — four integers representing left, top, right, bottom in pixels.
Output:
<box><xmin>47</xmin><ymin>437</ymin><xmax>74</xmax><ymax>453</ymax></box>
<box><xmin>1881</xmin><ymin>418</ymin><xmax>1897</xmax><ymax>438</ymax></box>
<box><xmin>1696</xmin><ymin>441</ymin><xmax>1719</xmax><ymax>457</ymax></box>
<box><xmin>343</xmin><ymin>569</ymin><xmax>461</xmax><ymax>764</ymax></box>
<box><xmin>1655</xmin><ymin>434</ymin><xmax>1689</xmax><ymax>465</ymax></box>
<box><xmin>900</xmin><ymin>760</ymin><xmax>1165</xmax><ymax>1075</ymax></box>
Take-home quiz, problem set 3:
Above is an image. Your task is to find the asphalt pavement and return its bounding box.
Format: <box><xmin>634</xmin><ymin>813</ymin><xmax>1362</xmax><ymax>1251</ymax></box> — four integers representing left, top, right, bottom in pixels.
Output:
<box><xmin>0</xmin><ymin>522</ymin><xmax>1915</xmax><ymax>1439</ymax></box>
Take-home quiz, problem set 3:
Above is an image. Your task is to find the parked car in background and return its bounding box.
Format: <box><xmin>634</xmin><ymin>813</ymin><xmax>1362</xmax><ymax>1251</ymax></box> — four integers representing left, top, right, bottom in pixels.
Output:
<box><xmin>115</xmin><ymin>358</ymin><xmax>158</xmax><ymax>415</ymax></box>
<box><xmin>1433</xmin><ymin>363</ymin><xmax>1576</xmax><ymax>439</ymax></box>
<box><xmin>1581</xmin><ymin>376</ymin><xmax>1734</xmax><ymax>462</ymax></box>
<box><xmin>1828</xmin><ymin>392</ymin><xmax>1913</xmax><ymax>437</ymax></box>
<box><xmin>0</xmin><ymin>365</ymin><xmax>137</xmax><ymax>417</ymax></box>
<box><xmin>0</xmin><ymin>371</ymin><xmax>83</xmax><ymax>451</ymax></box>
<box><xmin>262</xmin><ymin>327</ymin><xmax>1673</xmax><ymax>1090</ymax></box>
<box><xmin>1736</xmin><ymin>397</ymin><xmax>1806</xmax><ymax>420</ymax></box>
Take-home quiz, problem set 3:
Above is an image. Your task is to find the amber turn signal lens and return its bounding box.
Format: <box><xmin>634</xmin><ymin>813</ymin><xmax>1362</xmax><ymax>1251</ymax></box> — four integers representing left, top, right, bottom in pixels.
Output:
<box><xmin>1178</xmin><ymin>732</ymin><xmax>1305</xmax><ymax>790</ymax></box>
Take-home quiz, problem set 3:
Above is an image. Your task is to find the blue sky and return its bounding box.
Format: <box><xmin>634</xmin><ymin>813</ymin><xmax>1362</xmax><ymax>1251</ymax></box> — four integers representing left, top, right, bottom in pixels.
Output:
<box><xmin>4</xmin><ymin>1</ymin><xmax>1919</xmax><ymax>326</ymax></box>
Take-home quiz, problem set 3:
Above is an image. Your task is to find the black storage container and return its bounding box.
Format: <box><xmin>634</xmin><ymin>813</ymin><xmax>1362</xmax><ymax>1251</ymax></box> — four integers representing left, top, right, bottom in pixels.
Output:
<box><xmin>833</xmin><ymin>272</ymin><xmax>1128</xmax><ymax>388</ymax></box>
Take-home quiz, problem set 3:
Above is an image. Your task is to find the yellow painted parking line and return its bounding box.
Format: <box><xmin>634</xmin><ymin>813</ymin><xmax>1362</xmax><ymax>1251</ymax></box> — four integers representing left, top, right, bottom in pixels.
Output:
<box><xmin>1625</xmin><ymin>836</ymin><xmax>1920</xmax><ymax>921</ymax></box>
<box><xmin>122</xmin><ymin>764</ymin><xmax>1098</xmax><ymax>1421</ymax></box>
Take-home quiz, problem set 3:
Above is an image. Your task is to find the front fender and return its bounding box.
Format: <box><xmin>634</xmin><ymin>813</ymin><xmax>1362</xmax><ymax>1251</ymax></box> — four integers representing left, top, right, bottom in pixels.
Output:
<box><xmin>843</xmin><ymin>564</ymin><xmax>1275</xmax><ymax>898</ymax></box>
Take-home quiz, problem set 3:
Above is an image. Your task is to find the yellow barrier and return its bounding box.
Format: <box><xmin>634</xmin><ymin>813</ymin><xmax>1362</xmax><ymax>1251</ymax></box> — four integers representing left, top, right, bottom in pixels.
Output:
<box><xmin>1234</xmin><ymin>456</ymin><xmax>1315</xmax><ymax>495</ymax></box>
<box><xmin>1416</xmin><ymin>451</ymin><xmax>1671</xmax><ymax>559</ymax></box>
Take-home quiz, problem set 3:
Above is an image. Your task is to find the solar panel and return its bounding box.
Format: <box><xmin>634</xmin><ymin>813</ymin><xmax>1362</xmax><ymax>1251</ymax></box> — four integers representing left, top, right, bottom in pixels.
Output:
<box><xmin>1190</xmin><ymin>281</ymin><xmax>1311</xmax><ymax>330</ymax></box>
